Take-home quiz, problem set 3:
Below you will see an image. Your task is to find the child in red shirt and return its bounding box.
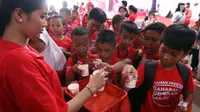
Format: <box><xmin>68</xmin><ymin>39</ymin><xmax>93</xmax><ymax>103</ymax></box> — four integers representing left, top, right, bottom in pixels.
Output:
<box><xmin>112</xmin><ymin>15</ymin><xmax>125</xmax><ymax>44</ymax></box>
<box><xmin>128</xmin><ymin>5</ymin><xmax>137</xmax><ymax>22</ymax></box>
<box><xmin>87</xmin><ymin>8</ymin><xmax>107</xmax><ymax>53</ymax></box>
<box><xmin>129</xmin><ymin>24</ymin><xmax>196</xmax><ymax>112</ymax></box>
<box><xmin>50</xmin><ymin>15</ymin><xmax>72</xmax><ymax>53</ymax></box>
<box><xmin>132</xmin><ymin>22</ymin><xmax>166</xmax><ymax>68</ymax></box>
<box><xmin>115</xmin><ymin>21</ymin><xmax>138</xmax><ymax>59</ymax></box>
<box><xmin>66</xmin><ymin>27</ymin><xmax>98</xmax><ymax>85</ymax></box>
<box><xmin>82</xmin><ymin>2</ymin><xmax>94</xmax><ymax>27</ymax></box>
<box><xmin>70</xmin><ymin>10</ymin><xmax>81</xmax><ymax>27</ymax></box>
<box><xmin>59</xmin><ymin>8</ymin><xmax>74</xmax><ymax>37</ymax></box>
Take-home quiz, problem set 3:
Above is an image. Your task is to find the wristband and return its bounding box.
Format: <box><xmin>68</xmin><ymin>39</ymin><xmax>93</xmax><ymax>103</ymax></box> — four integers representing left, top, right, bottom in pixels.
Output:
<box><xmin>85</xmin><ymin>86</ymin><xmax>94</xmax><ymax>96</ymax></box>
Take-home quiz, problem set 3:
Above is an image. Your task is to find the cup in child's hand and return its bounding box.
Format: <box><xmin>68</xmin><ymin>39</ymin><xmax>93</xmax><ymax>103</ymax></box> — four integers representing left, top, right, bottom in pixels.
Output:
<box><xmin>93</xmin><ymin>70</ymin><xmax>105</xmax><ymax>91</ymax></box>
<box><xmin>125</xmin><ymin>75</ymin><xmax>137</xmax><ymax>89</ymax></box>
<box><xmin>78</xmin><ymin>64</ymin><xmax>89</xmax><ymax>77</ymax></box>
<box><xmin>68</xmin><ymin>83</ymin><xmax>79</xmax><ymax>96</ymax></box>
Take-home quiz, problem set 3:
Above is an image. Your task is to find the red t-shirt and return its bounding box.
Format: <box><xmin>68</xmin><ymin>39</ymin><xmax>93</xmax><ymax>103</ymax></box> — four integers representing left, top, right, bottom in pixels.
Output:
<box><xmin>89</xmin><ymin>31</ymin><xmax>98</xmax><ymax>51</ymax></box>
<box><xmin>136</xmin><ymin>61</ymin><xmax>195</xmax><ymax>112</ymax></box>
<box><xmin>66</xmin><ymin>51</ymin><xmax>98</xmax><ymax>77</ymax></box>
<box><xmin>128</xmin><ymin>13</ymin><xmax>137</xmax><ymax>22</ymax></box>
<box><xmin>82</xmin><ymin>13</ymin><xmax>88</xmax><ymax>27</ymax></box>
<box><xmin>70</xmin><ymin>19</ymin><xmax>81</xmax><ymax>27</ymax></box>
<box><xmin>0</xmin><ymin>40</ymin><xmax>68</xmax><ymax>112</ymax></box>
<box><xmin>63</xmin><ymin>25</ymin><xmax>74</xmax><ymax>38</ymax></box>
<box><xmin>116</xmin><ymin>37</ymin><xmax>120</xmax><ymax>45</ymax></box>
<box><xmin>53</xmin><ymin>36</ymin><xmax>72</xmax><ymax>52</ymax></box>
<box><xmin>114</xmin><ymin>45</ymin><xmax>136</xmax><ymax>60</ymax></box>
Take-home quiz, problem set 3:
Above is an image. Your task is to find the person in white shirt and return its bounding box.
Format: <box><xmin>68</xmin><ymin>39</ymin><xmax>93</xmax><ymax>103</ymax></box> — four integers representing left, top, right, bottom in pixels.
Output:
<box><xmin>172</xmin><ymin>3</ymin><xmax>186</xmax><ymax>24</ymax></box>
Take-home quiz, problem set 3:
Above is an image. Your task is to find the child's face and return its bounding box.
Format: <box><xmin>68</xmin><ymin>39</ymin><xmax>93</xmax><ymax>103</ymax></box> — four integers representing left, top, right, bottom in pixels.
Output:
<box><xmin>50</xmin><ymin>18</ymin><xmax>64</xmax><ymax>36</ymax></box>
<box><xmin>96</xmin><ymin>43</ymin><xmax>115</xmax><ymax>62</ymax></box>
<box><xmin>59</xmin><ymin>11</ymin><xmax>70</xmax><ymax>23</ymax></box>
<box><xmin>113</xmin><ymin>19</ymin><xmax>124</xmax><ymax>36</ymax></box>
<box><xmin>87</xmin><ymin>5</ymin><xmax>93</xmax><ymax>12</ymax></box>
<box><xmin>119</xmin><ymin>8</ymin><xmax>126</xmax><ymax>17</ymax></box>
<box><xmin>143</xmin><ymin>30</ymin><xmax>160</xmax><ymax>55</ymax></box>
<box><xmin>72</xmin><ymin>35</ymin><xmax>90</xmax><ymax>57</ymax></box>
<box><xmin>29</xmin><ymin>39</ymin><xmax>46</xmax><ymax>53</ymax></box>
<box><xmin>159</xmin><ymin>43</ymin><xmax>187</xmax><ymax>69</ymax></box>
<box><xmin>87</xmin><ymin>19</ymin><xmax>102</xmax><ymax>34</ymax></box>
<box><xmin>120</xmin><ymin>31</ymin><xmax>136</xmax><ymax>48</ymax></box>
<box><xmin>72</xmin><ymin>12</ymin><xmax>78</xmax><ymax>19</ymax></box>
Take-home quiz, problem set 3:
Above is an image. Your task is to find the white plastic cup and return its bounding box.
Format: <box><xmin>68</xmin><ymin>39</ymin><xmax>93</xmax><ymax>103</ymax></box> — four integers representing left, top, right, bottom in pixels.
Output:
<box><xmin>125</xmin><ymin>75</ymin><xmax>137</xmax><ymax>89</ymax></box>
<box><xmin>68</xmin><ymin>83</ymin><xmax>79</xmax><ymax>96</ymax></box>
<box><xmin>78</xmin><ymin>64</ymin><xmax>89</xmax><ymax>77</ymax></box>
<box><xmin>93</xmin><ymin>70</ymin><xmax>105</xmax><ymax>91</ymax></box>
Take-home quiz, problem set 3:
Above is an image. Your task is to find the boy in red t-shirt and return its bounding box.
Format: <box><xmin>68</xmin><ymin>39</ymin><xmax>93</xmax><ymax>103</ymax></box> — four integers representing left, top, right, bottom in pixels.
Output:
<box><xmin>129</xmin><ymin>24</ymin><xmax>196</xmax><ymax>112</ymax></box>
<box><xmin>115</xmin><ymin>21</ymin><xmax>138</xmax><ymax>59</ymax></box>
<box><xmin>128</xmin><ymin>5</ymin><xmax>137</xmax><ymax>22</ymax></box>
<box><xmin>65</xmin><ymin>27</ymin><xmax>98</xmax><ymax>85</ymax></box>
<box><xmin>70</xmin><ymin>10</ymin><xmax>81</xmax><ymax>27</ymax></box>
<box><xmin>50</xmin><ymin>15</ymin><xmax>72</xmax><ymax>52</ymax></box>
<box><xmin>59</xmin><ymin>8</ymin><xmax>74</xmax><ymax>37</ymax></box>
<box><xmin>132</xmin><ymin>22</ymin><xmax>166</xmax><ymax>68</ymax></box>
<box><xmin>95</xmin><ymin>30</ymin><xmax>120</xmax><ymax>84</ymax></box>
<box><xmin>112</xmin><ymin>15</ymin><xmax>125</xmax><ymax>44</ymax></box>
<box><xmin>87</xmin><ymin>8</ymin><xmax>107</xmax><ymax>53</ymax></box>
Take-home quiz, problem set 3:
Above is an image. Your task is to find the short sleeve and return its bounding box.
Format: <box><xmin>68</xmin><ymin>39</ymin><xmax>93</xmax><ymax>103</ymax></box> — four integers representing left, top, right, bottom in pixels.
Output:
<box><xmin>136</xmin><ymin>64</ymin><xmax>145</xmax><ymax>88</ymax></box>
<box><xmin>66</xmin><ymin>57</ymin><xmax>74</xmax><ymax>77</ymax></box>
<box><xmin>4</xmin><ymin>55</ymin><xmax>68</xmax><ymax>112</ymax></box>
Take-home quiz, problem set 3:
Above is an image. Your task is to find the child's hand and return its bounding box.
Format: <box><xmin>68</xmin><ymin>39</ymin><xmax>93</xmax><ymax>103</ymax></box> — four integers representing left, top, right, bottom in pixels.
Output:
<box><xmin>72</xmin><ymin>61</ymin><xmax>84</xmax><ymax>75</ymax></box>
<box><xmin>177</xmin><ymin>101</ymin><xmax>188</xmax><ymax>112</ymax></box>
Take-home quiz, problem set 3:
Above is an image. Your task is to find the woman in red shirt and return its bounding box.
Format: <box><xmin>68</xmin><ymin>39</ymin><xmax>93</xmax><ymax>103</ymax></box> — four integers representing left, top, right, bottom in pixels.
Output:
<box><xmin>0</xmin><ymin>0</ymin><xmax>108</xmax><ymax>112</ymax></box>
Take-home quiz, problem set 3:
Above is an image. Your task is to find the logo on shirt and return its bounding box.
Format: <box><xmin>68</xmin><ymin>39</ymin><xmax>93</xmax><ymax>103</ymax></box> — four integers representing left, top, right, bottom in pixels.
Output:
<box><xmin>152</xmin><ymin>81</ymin><xmax>183</xmax><ymax>107</ymax></box>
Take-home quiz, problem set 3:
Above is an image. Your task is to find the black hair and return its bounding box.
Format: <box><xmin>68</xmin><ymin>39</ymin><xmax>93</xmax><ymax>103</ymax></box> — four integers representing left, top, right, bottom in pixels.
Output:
<box><xmin>51</xmin><ymin>15</ymin><xmax>65</xmax><ymax>25</ymax></box>
<box><xmin>129</xmin><ymin>5</ymin><xmax>137</xmax><ymax>13</ymax></box>
<box><xmin>73</xmin><ymin>5</ymin><xmax>79</xmax><ymax>12</ymax></box>
<box><xmin>96</xmin><ymin>30</ymin><xmax>116</xmax><ymax>46</ymax></box>
<box><xmin>112</xmin><ymin>15</ymin><xmax>125</xmax><ymax>26</ymax></box>
<box><xmin>60</xmin><ymin>7</ymin><xmax>71</xmax><ymax>16</ymax></box>
<box><xmin>88</xmin><ymin>8</ymin><xmax>107</xmax><ymax>23</ymax></box>
<box><xmin>161</xmin><ymin>24</ymin><xmax>196</xmax><ymax>53</ymax></box>
<box><xmin>144</xmin><ymin>16</ymin><xmax>149</xmax><ymax>21</ymax></box>
<box><xmin>121</xmin><ymin>1</ymin><xmax>127</xmax><ymax>7</ymax></box>
<box><xmin>118</xmin><ymin>6</ymin><xmax>127</xmax><ymax>12</ymax></box>
<box><xmin>144</xmin><ymin>22</ymin><xmax>166</xmax><ymax>35</ymax></box>
<box><xmin>186</xmin><ymin>2</ymin><xmax>190</xmax><ymax>8</ymax></box>
<box><xmin>71</xmin><ymin>26</ymin><xmax>90</xmax><ymax>38</ymax></box>
<box><xmin>175</xmin><ymin>3</ymin><xmax>185</xmax><ymax>12</ymax></box>
<box><xmin>0</xmin><ymin>0</ymin><xmax>46</xmax><ymax>36</ymax></box>
<box><xmin>120</xmin><ymin>21</ymin><xmax>138</xmax><ymax>34</ymax></box>
<box><xmin>72</xmin><ymin>10</ymin><xmax>78</xmax><ymax>14</ymax></box>
<box><xmin>48</xmin><ymin>10</ymin><xmax>58</xmax><ymax>16</ymax></box>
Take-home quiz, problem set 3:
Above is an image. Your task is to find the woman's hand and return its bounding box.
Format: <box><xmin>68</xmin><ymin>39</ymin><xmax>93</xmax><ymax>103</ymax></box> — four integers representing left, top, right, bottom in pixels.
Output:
<box><xmin>86</xmin><ymin>69</ymin><xmax>108</xmax><ymax>94</ymax></box>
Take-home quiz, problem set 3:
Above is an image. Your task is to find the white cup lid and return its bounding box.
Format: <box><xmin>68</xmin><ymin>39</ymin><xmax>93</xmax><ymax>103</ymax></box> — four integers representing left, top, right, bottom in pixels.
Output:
<box><xmin>68</xmin><ymin>83</ymin><xmax>79</xmax><ymax>90</ymax></box>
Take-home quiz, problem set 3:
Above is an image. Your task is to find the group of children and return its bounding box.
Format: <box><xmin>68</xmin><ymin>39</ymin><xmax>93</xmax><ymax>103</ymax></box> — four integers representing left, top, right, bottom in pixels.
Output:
<box><xmin>26</xmin><ymin>1</ymin><xmax>199</xmax><ymax>112</ymax></box>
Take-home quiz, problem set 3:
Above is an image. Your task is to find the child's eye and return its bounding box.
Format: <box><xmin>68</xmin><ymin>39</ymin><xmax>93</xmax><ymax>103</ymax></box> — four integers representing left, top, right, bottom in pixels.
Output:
<box><xmin>143</xmin><ymin>36</ymin><xmax>149</xmax><ymax>40</ymax></box>
<box><xmin>171</xmin><ymin>53</ymin><xmax>178</xmax><ymax>57</ymax></box>
<box><xmin>40</xmin><ymin>15</ymin><xmax>45</xmax><ymax>19</ymax></box>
